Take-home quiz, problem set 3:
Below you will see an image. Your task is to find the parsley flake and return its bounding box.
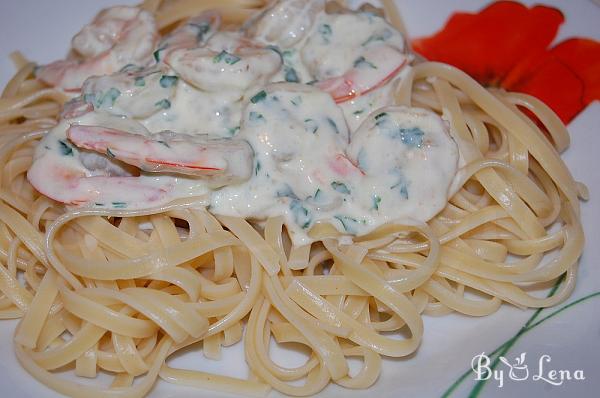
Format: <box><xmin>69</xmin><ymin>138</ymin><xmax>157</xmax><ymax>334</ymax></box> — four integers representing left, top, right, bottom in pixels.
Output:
<box><xmin>159</xmin><ymin>75</ymin><xmax>179</xmax><ymax>88</ymax></box>
<box><xmin>250</xmin><ymin>90</ymin><xmax>267</xmax><ymax>104</ymax></box>
<box><xmin>318</xmin><ymin>24</ymin><xmax>332</xmax><ymax>43</ymax></box>
<box><xmin>134</xmin><ymin>76</ymin><xmax>145</xmax><ymax>87</ymax></box>
<box><xmin>284</xmin><ymin>67</ymin><xmax>300</xmax><ymax>83</ymax></box>
<box><xmin>58</xmin><ymin>140</ymin><xmax>73</xmax><ymax>156</ymax></box>
<box><xmin>249</xmin><ymin>111</ymin><xmax>265</xmax><ymax>122</ymax></box>
<box><xmin>155</xmin><ymin>99</ymin><xmax>171</xmax><ymax>109</ymax></box>
<box><xmin>353</xmin><ymin>56</ymin><xmax>377</xmax><ymax>69</ymax></box>
<box><xmin>331</xmin><ymin>181</ymin><xmax>351</xmax><ymax>194</ymax></box>
<box><xmin>213</xmin><ymin>50</ymin><xmax>241</xmax><ymax>65</ymax></box>
<box><xmin>372</xmin><ymin>195</ymin><xmax>381</xmax><ymax>210</ymax></box>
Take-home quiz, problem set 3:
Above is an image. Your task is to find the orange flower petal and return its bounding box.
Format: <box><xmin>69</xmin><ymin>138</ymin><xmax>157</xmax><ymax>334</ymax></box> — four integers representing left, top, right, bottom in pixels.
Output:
<box><xmin>412</xmin><ymin>1</ymin><xmax>564</xmax><ymax>85</ymax></box>
<box><xmin>503</xmin><ymin>38</ymin><xmax>600</xmax><ymax>123</ymax></box>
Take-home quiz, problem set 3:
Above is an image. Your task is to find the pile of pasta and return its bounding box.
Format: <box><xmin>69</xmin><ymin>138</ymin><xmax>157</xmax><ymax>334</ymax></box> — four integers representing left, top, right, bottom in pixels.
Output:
<box><xmin>0</xmin><ymin>0</ymin><xmax>585</xmax><ymax>397</ymax></box>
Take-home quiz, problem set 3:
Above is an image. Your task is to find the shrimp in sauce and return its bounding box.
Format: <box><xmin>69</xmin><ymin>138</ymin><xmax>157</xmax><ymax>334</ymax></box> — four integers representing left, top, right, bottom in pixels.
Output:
<box><xmin>36</xmin><ymin>6</ymin><xmax>158</xmax><ymax>91</ymax></box>
<box><xmin>166</xmin><ymin>34</ymin><xmax>282</xmax><ymax>92</ymax></box>
<box><xmin>28</xmin><ymin>1</ymin><xmax>459</xmax><ymax>244</ymax></box>
<box><xmin>28</xmin><ymin>112</ymin><xmax>253</xmax><ymax>208</ymax></box>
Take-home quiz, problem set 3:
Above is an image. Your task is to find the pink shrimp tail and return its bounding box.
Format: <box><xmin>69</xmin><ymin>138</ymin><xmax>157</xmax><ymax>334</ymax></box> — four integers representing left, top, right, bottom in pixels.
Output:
<box><xmin>28</xmin><ymin>152</ymin><xmax>173</xmax><ymax>206</ymax></box>
<box><xmin>36</xmin><ymin>58</ymin><xmax>109</xmax><ymax>92</ymax></box>
<box><xmin>36</xmin><ymin>60</ymin><xmax>73</xmax><ymax>89</ymax></box>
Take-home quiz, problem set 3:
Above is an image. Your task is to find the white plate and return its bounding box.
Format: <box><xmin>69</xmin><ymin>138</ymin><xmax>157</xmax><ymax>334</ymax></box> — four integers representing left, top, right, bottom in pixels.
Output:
<box><xmin>1</xmin><ymin>1</ymin><xmax>599</xmax><ymax>397</ymax></box>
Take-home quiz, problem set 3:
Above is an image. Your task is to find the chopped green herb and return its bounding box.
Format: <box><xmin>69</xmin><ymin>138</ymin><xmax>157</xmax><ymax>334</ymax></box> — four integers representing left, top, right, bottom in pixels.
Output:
<box><xmin>291</xmin><ymin>200</ymin><xmax>311</xmax><ymax>229</ymax></box>
<box><xmin>304</xmin><ymin>118</ymin><xmax>318</xmax><ymax>134</ymax></box>
<box><xmin>375</xmin><ymin>112</ymin><xmax>389</xmax><ymax>127</ymax></box>
<box><xmin>391</xmin><ymin>180</ymin><xmax>409</xmax><ymax>200</ymax></box>
<box><xmin>82</xmin><ymin>89</ymin><xmax>120</xmax><ymax>108</ymax></box>
<box><xmin>106</xmin><ymin>148</ymin><xmax>116</xmax><ymax>158</ymax></box>
<box><xmin>159</xmin><ymin>75</ymin><xmax>179</xmax><ymax>88</ymax></box>
<box><xmin>306</xmin><ymin>80</ymin><xmax>318</xmax><ymax>86</ymax></box>
<box><xmin>95</xmin><ymin>203</ymin><xmax>105</xmax><ymax>207</ymax></box>
<box><xmin>249</xmin><ymin>111</ymin><xmax>265</xmax><ymax>122</ymax></box>
<box><xmin>58</xmin><ymin>140</ymin><xmax>73</xmax><ymax>156</ymax></box>
<box><xmin>386</xmin><ymin>127</ymin><xmax>425</xmax><ymax>148</ymax></box>
<box><xmin>213</xmin><ymin>50</ymin><xmax>241</xmax><ymax>65</ymax></box>
<box><xmin>153</xmin><ymin>45</ymin><xmax>166</xmax><ymax>62</ymax></box>
<box><xmin>284</xmin><ymin>67</ymin><xmax>300</xmax><ymax>83</ymax></box>
<box><xmin>372</xmin><ymin>195</ymin><xmax>381</xmax><ymax>210</ymax></box>
<box><xmin>250</xmin><ymin>90</ymin><xmax>267</xmax><ymax>104</ymax></box>
<box><xmin>189</xmin><ymin>21</ymin><xmax>211</xmax><ymax>41</ymax></box>
<box><xmin>157</xmin><ymin>140</ymin><xmax>171</xmax><ymax>148</ymax></box>
<box><xmin>353</xmin><ymin>109</ymin><xmax>365</xmax><ymax>115</ymax></box>
<box><xmin>227</xmin><ymin>126</ymin><xmax>240</xmax><ymax>136</ymax></box>
<box><xmin>112</xmin><ymin>202</ymin><xmax>127</xmax><ymax>209</ymax></box>
<box><xmin>276</xmin><ymin>184</ymin><xmax>300</xmax><ymax>200</ymax></box>
<box><xmin>334</xmin><ymin>215</ymin><xmax>365</xmax><ymax>234</ymax></box>
<box><xmin>353</xmin><ymin>56</ymin><xmax>377</xmax><ymax>69</ymax></box>
<box><xmin>313</xmin><ymin>188</ymin><xmax>322</xmax><ymax>201</ymax></box>
<box><xmin>255</xmin><ymin>161</ymin><xmax>261</xmax><ymax>176</ymax></box>
<box><xmin>326</xmin><ymin>117</ymin><xmax>340</xmax><ymax>134</ymax></box>
<box><xmin>134</xmin><ymin>76</ymin><xmax>146</xmax><ymax>87</ymax></box>
<box><xmin>290</xmin><ymin>96</ymin><xmax>303</xmax><ymax>106</ymax></box>
<box><xmin>400</xmin><ymin>127</ymin><xmax>425</xmax><ymax>148</ymax></box>
<box><xmin>331</xmin><ymin>181</ymin><xmax>351</xmax><ymax>194</ymax></box>
<box><xmin>400</xmin><ymin>185</ymin><xmax>409</xmax><ymax>199</ymax></box>
<box><xmin>361</xmin><ymin>29</ymin><xmax>393</xmax><ymax>46</ymax></box>
<box><xmin>282</xmin><ymin>50</ymin><xmax>294</xmax><ymax>59</ymax></box>
<box><xmin>87</xmin><ymin>87</ymin><xmax>121</xmax><ymax>108</ymax></box>
<box><xmin>106</xmin><ymin>88</ymin><xmax>121</xmax><ymax>105</ymax></box>
<box><xmin>155</xmin><ymin>99</ymin><xmax>171</xmax><ymax>109</ymax></box>
<box><xmin>83</xmin><ymin>93</ymin><xmax>96</xmax><ymax>106</ymax></box>
<box><xmin>318</xmin><ymin>24</ymin><xmax>332</xmax><ymax>43</ymax></box>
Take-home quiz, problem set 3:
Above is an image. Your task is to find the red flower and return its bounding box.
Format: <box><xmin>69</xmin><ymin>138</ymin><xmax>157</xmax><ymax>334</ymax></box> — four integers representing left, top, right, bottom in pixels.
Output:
<box><xmin>412</xmin><ymin>1</ymin><xmax>600</xmax><ymax>123</ymax></box>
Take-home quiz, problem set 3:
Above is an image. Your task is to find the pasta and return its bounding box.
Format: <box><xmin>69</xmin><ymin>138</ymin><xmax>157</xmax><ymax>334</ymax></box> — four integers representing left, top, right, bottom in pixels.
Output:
<box><xmin>0</xmin><ymin>0</ymin><xmax>585</xmax><ymax>397</ymax></box>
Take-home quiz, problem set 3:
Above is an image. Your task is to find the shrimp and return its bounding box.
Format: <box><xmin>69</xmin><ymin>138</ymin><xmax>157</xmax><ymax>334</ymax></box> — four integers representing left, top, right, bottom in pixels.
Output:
<box><xmin>36</xmin><ymin>6</ymin><xmax>158</xmax><ymax>91</ymax></box>
<box><xmin>27</xmin><ymin>125</ymin><xmax>254</xmax><ymax>208</ymax></box>
<box><xmin>60</xmin><ymin>97</ymin><xmax>94</xmax><ymax>120</ymax></box>
<box><xmin>66</xmin><ymin>125</ymin><xmax>253</xmax><ymax>181</ymax></box>
<box><xmin>345</xmin><ymin>106</ymin><xmax>459</xmax><ymax>221</ymax></box>
<box><xmin>153</xmin><ymin>11</ymin><xmax>221</xmax><ymax>62</ymax></box>
<box><xmin>165</xmin><ymin>38</ymin><xmax>282</xmax><ymax>92</ymax></box>
<box><xmin>301</xmin><ymin>5</ymin><xmax>409</xmax><ymax>103</ymax></box>
<box><xmin>80</xmin><ymin>65</ymin><xmax>178</xmax><ymax>119</ymax></box>
<box><xmin>244</xmin><ymin>0</ymin><xmax>325</xmax><ymax>47</ymax></box>
<box><xmin>27</xmin><ymin>155</ymin><xmax>174</xmax><ymax>207</ymax></box>
<box><xmin>315</xmin><ymin>45</ymin><xmax>408</xmax><ymax>103</ymax></box>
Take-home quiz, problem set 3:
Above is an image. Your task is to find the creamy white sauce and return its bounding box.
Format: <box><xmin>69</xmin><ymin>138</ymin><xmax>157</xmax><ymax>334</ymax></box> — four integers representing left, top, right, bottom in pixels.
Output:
<box><xmin>30</xmin><ymin>1</ymin><xmax>459</xmax><ymax>245</ymax></box>
<box><xmin>301</xmin><ymin>11</ymin><xmax>405</xmax><ymax>80</ymax></box>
